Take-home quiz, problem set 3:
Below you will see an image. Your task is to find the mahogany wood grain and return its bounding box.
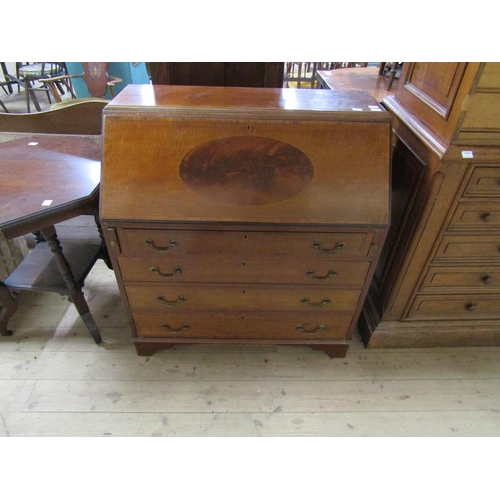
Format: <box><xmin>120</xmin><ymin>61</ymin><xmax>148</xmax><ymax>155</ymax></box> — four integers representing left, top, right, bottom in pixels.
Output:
<box><xmin>0</xmin><ymin>100</ymin><xmax>106</xmax><ymax>136</ymax></box>
<box><xmin>360</xmin><ymin>62</ymin><xmax>500</xmax><ymax>350</ymax></box>
<box><xmin>0</xmin><ymin>135</ymin><xmax>104</xmax><ymax>343</ymax></box>
<box><xmin>149</xmin><ymin>62</ymin><xmax>284</xmax><ymax>88</ymax></box>
<box><xmin>101</xmin><ymin>85</ymin><xmax>391</xmax><ymax>357</ymax></box>
<box><xmin>316</xmin><ymin>67</ymin><xmax>397</xmax><ymax>102</ymax></box>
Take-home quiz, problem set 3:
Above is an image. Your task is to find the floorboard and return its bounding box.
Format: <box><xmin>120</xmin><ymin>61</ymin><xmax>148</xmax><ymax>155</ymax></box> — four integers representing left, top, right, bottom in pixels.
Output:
<box><xmin>1</xmin><ymin>218</ymin><xmax>500</xmax><ymax>437</ymax></box>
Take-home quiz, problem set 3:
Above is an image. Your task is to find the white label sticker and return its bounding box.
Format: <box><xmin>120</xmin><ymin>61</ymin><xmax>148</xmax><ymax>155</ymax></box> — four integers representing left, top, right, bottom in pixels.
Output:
<box><xmin>28</xmin><ymin>142</ymin><xmax>38</xmax><ymax>146</ymax></box>
<box><xmin>42</xmin><ymin>200</ymin><xmax>53</xmax><ymax>206</ymax></box>
<box><xmin>462</xmin><ymin>151</ymin><xmax>474</xmax><ymax>158</ymax></box>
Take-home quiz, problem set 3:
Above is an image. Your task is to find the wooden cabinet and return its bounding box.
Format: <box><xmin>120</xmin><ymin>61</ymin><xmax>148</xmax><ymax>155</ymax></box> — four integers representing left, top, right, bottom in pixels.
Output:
<box><xmin>100</xmin><ymin>84</ymin><xmax>391</xmax><ymax>357</ymax></box>
<box><xmin>360</xmin><ymin>62</ymin><xmax>500</xmax><ymax>349</ymax></box>
<box><xmin>149</xmin><ymin>62</ymin><xmax>284</xmax><ymax>88</ymax></box>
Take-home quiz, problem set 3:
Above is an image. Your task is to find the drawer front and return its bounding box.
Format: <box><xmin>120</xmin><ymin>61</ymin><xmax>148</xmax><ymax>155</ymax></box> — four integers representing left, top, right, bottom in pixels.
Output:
<box><xmin>125</xmin><ymin>284</ymin><xmax>361</xmax><ymax>313</ymax></box>
<box><xmin>434</xmin><ymin>236</ymin><xmax>500</xmax><ymax>262</ymax></box>
<box><xmin>132</xmin><ymin>312</ymin><xmax>353</xmax><ymax>341</ymax></box>
<box><xmin>421</xmin><ymin>266</ymin><xmax>500</xmax><ymax>291</ymax></box>
<box><xmin>463</xmin><ymin>166</ymin><xmax>500</xmax><ymax>198</ymax></box>
<box><xmin>118</xmin><ymin>256</ymin><xmax>370</xmax><ymax>287</ymax></box>
<box><xmin>449</xmin><ymin>202</ymin><xmax>500</xmax><ymax>231</ymax></box>
<box><xmin>408</xmin><ymin>294</ymin><xmax>500</xmax><ymax>319</ymax></box>
<box><xmin>117</xmin><ymin>229</ymin><xmax>375</xmax><ymax>260</ymax></box>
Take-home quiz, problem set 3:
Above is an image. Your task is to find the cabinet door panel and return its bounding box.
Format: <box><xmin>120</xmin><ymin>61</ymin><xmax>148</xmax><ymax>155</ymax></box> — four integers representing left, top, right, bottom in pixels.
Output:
<box><xmin>404</xmin><ymin>62</ymin><xmax>467</xmax><ymax>118</ymax></box>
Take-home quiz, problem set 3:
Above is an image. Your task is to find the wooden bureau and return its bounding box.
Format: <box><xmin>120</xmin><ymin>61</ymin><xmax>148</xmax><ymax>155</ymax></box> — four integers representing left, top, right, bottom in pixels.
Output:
<box><xmin>360</xmin><ymin>62</ymin><xmax>500</xmax><ymax>349</ymax></box>
<box><xmin>100</xmin><ymin>85</ymin><xmax>391</xmax><ymax>357</ymax></box>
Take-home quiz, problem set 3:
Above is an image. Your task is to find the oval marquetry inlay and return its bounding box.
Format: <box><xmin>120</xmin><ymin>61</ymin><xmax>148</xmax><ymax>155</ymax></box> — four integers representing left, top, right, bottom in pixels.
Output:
<box><xmin>179</xmin><ymin>136</ymin><xmax>314</xmax><ymax>206</ymax></box>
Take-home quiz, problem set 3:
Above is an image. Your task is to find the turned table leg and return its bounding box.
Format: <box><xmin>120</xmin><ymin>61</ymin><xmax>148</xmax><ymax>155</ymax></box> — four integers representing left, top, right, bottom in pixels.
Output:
<box><xmin>40</xmin><ymin>225</ymin><xmax>102</xmax><ymax>344</ymax></box>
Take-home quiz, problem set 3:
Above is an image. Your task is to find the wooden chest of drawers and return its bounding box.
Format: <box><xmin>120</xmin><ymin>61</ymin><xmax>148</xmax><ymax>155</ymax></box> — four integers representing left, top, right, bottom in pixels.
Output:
<box><xmin>360</xmin><ymin>63</ymin><xmax>500</xmax><ymax>349</ymax></box>
<box><xmin>100</xmin><ymin>85</ymin><xmax>391</xmax><ymax>357</ymax></box>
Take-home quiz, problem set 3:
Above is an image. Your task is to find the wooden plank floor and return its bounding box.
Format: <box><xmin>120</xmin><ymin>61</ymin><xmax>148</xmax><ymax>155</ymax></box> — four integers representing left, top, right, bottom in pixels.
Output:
<box><xmin>1</xmin><ymin>217</ymin><xmax>500</xmax><ymax>437</ymax></box>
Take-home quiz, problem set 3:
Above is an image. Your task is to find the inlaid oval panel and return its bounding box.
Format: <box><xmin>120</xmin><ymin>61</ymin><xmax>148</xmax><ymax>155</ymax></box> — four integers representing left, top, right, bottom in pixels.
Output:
<box><xmin>179</xmin><ymin>136</ymin><xmax>314</xmax><ymax>206</ymax></box>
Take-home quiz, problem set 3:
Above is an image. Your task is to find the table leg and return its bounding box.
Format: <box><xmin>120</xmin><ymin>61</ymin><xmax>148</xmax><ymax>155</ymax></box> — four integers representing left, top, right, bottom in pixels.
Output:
<box><xmin>40</xmin><ymin>225</ymin><xmax>102</xmax><ymax>344</ymax></box>
<box><xmin>0</xmin><ymin>281</ymin><xmax>17</xmax><ymax>336</ymax></box>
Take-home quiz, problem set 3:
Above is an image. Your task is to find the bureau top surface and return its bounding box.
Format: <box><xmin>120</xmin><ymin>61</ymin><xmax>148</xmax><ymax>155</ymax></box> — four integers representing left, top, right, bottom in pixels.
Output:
<box><xmin>104</xmin><ymin>85</ymin><xmax>391</xmax><ymax>122</ymax></box>
<box><xmin>101</xmin><ymin>86</ymin><xmax>391</xmax><ymax>226</ymax></box>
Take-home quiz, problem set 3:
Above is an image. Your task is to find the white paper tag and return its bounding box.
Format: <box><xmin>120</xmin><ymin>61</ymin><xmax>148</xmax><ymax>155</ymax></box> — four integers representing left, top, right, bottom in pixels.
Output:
<box><xmin>42</xmin><ymin>200</ymin><xmax>53</xmax><ymax>206</ymax></box>
<box><xmin>28</xmin><ymin>142</ymin><xmax>38</xmax><ymax>146</ymax></box>
<box><xmin>462</xmin><ymin>151</ymin><xmax>474</xmax><ymax>159</ymax></box>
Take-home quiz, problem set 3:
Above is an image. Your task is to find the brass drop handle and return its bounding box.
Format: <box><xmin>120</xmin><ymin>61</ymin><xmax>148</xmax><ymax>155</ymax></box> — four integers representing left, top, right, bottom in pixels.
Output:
<box><xmin>300</xmin><ymin>297</ymin><xmax>332</xmax><ymax>308</ymax></box>
<box><xmin>156</xmin><ymin>295</ymin><xmax>187</xmax><ymax>307</ymax></box>
<box><xmin>149</xmin><ymin>266</ymin><xmax>182</xmax><ymax>279</ymax></box>
<box><xmin>306</xmin><ymin>270</ymin><xmax>338</xmax><ymax>281</ymax></box>
<box><xmin>144</xmin><ymin>238</ymin><xmax>179</xmax><ymax>252</ymax></box>
<box><xmin>311</xmin><ymin>241</ymin><xmax>346</xmax><ymax>254</ymax></box>
<box><xmin>466</xmin><ymin>302</ymin><xmax>478</xmax><ymax>312</ymax></box>
<box><xmin>482</xmin><ymin>213</ymin><xmax>493</xmax><ymax>222</ymax></box>
<box><xmin>482</xmin><ymin>275</ymin><xmax>493</xmax><ymax>285</ymax></box>
<box><xmin>161</xmin><ymin>323</ymin><xmax>190</xmax><ymax>333</ymax></box>
<box><xmin>296</xmin><ymin>324</ymin><xmax>326</xmax><ymax>334</ymax></box>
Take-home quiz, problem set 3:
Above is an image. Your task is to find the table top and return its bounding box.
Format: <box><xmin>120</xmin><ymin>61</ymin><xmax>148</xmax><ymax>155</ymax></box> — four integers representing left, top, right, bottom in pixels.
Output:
<box><xmin>316</xmin><ymin>67</ymin><xmax>397</xmax><ymax>102</ymax></box>
<box><xmin>0</xmin><ymin>135</ymin><xmax>101</xmax><ymax>239</ymax></box>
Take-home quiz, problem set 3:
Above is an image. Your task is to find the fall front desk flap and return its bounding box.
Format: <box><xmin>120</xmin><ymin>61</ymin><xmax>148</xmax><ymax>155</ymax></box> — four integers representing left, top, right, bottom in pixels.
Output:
<box><xmin>100</xmin><ymin>85</ymin><xmax>391</xmax><ymax>226</ymax></box>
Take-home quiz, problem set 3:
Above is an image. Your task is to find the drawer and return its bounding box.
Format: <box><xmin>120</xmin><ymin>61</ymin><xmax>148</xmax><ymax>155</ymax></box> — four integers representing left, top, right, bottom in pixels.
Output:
<box><xmin>132</xmin><ymin>311</ymin><xmax>353</xmax><ymax>341</ymax></box>
<box><xmin>434</xmin><ymin>236</ymin><xmax>500</xmax><ymax>262</ymax></box>
<box><xmin>463</xmin><ymin>166</ymin><xmax>500</xmax><ymax>198</ymax></box>
<box><xmin>408</xmin><ymin>294</ymin><xmax>500</xmax><ymax>319</ymax></box>
<box><xmin>125</xmin><ymin>284</ymin><xmax>361</xmax><ymax>313</ymax></box>
<box><xmin>448</xmin><ymin>202</ymin><xmax>500</xmax><ymax>231</ymax></box>
<box><xmin>421</xmin><ymin>266</ymin><xmax>500</xmax><ymax>292</ymax></box>
<box><xmin>117</xmin><ymin>229</ymin><xmax>376</xmax><ymax>260</ymax></box>
<box><xmin>118</xmin><ymin>256</ymin><xmax>370</xmax><ymax>287</ymax></box>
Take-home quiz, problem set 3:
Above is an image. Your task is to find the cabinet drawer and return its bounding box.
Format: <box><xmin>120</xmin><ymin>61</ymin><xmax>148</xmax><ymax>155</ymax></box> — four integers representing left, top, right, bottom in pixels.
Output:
<box><xmin>118</xmin><ymin>256</ymin><xmax>370</xmax><ymax>287</ymax></box>
<box><xmin>125</xmin><ymin>284</ymin><xmax>361</xmax><ymax>313</ymax></box>
<box><xmin>434</xmin><ymin>236</ymin><xmax>500</xmax><ymax>262</ymax></box>
<box><xmin>463</xmin><ymin>166</ymin><xmax>500</xmax><ymax>197</ymax></box>
<box><xmin>448</xmin><ymin>202</ymin><xmax>500</xmax><ymax>230</ymax></box>
<box><xmin>117</xmin><ymin>229</ymin><xmax>375</xmax><ymax>260</ymax></box>
<box><xmin>408</xmin><ymin>294</ymin><xmax>500</xmax><ymax>319</ymax></box>
<box><xmin>132</xmin><ymin>311</ymin><xmax>353</xmax><ymax>341</ymax></box>
<box><xmin>421</xmin><ymin>266</ymin><xmax>500</xmax><ymax>291</ymax></box>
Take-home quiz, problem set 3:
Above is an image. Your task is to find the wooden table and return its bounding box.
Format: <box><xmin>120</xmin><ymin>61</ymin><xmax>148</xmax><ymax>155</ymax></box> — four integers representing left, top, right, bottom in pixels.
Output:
<box><xmin>316</xmin><ymin>67</ymin><xmax>397</xmax><ymax>102</ymax></box>
<box><xmin>0</xmin><ymin>135</ymin><xmax>105</xmax><ymax>343</ymax></box>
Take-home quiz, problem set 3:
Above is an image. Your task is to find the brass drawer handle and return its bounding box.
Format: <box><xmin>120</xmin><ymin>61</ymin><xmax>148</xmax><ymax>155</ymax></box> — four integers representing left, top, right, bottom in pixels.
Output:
<box><xmin>296</xmin><ymin>324</ymin><xmax>326</xmax><ymax>334</ymax></box>
<box><xmin>156</xmin><ymin>295</ymin><xmax>187</xmax><ymax>307</ymax></box>
<box><xmin>306</xmin><ymin>270</ymin><xmax>338</xmax><ymax>281</ymax></box>
<box><xmin>300</xmin><ymin>297</ymin><xmax>332</xmax><ymax>308</ymax></box>
<box><xmin>161</xmin><ymin>323</ymin><xmax>190</xmax><ymax>333</ymax></box>
<box><xmin>466</xmin><ymin>302</ymin><xmax>478</xmax><ymax>312</ymax></box>
<box><xmin>311</xmin><ymin>241</ymin><xmax>346</xmax><ymax>254</ymax></box>
<box><xmin>149</xmin><ymin>266</ymin><xmax>183</xmax><ymax>279</ymax></box>
<box><xmin>482</xmin><ymin>213</ymin><xmax>493</xmax><ymax>222</ymax></box>
<box><xmin>483</xmin><ymin>275</ymin><xmax>493</xmax><ymax>285</ymax></box>
<box><xmin>143</xmin><ymin>238</ymin><xmax>179</xmax><ymax>252</ymax></box>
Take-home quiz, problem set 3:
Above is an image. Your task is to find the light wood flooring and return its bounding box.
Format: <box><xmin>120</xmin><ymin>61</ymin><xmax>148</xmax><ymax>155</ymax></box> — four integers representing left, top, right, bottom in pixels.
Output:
<box><xmin>2</xmin><ymin>217</ymin><xmax>500</xmax><ymax>437</ymax></box>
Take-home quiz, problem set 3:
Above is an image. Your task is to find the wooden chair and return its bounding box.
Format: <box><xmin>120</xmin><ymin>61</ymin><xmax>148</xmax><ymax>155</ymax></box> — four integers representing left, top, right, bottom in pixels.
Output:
<box><xmin>378</xmin><ymin>62</ymin><xmax>402</xmax><ymax>90</ymax></box>
<box><xmin>0</xmin><ymin>99</ymin><xmax>107</xmax><ymax>135</ymax></box>
<box><xmin>41</xmin><ymin>62</ymin><xmax>122</xmax><ymax>104</ymax></box>
<box><xmin>6</xmin><ymin>63</ymin><xmax>71</xmax><ymax>113</ymax></box>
